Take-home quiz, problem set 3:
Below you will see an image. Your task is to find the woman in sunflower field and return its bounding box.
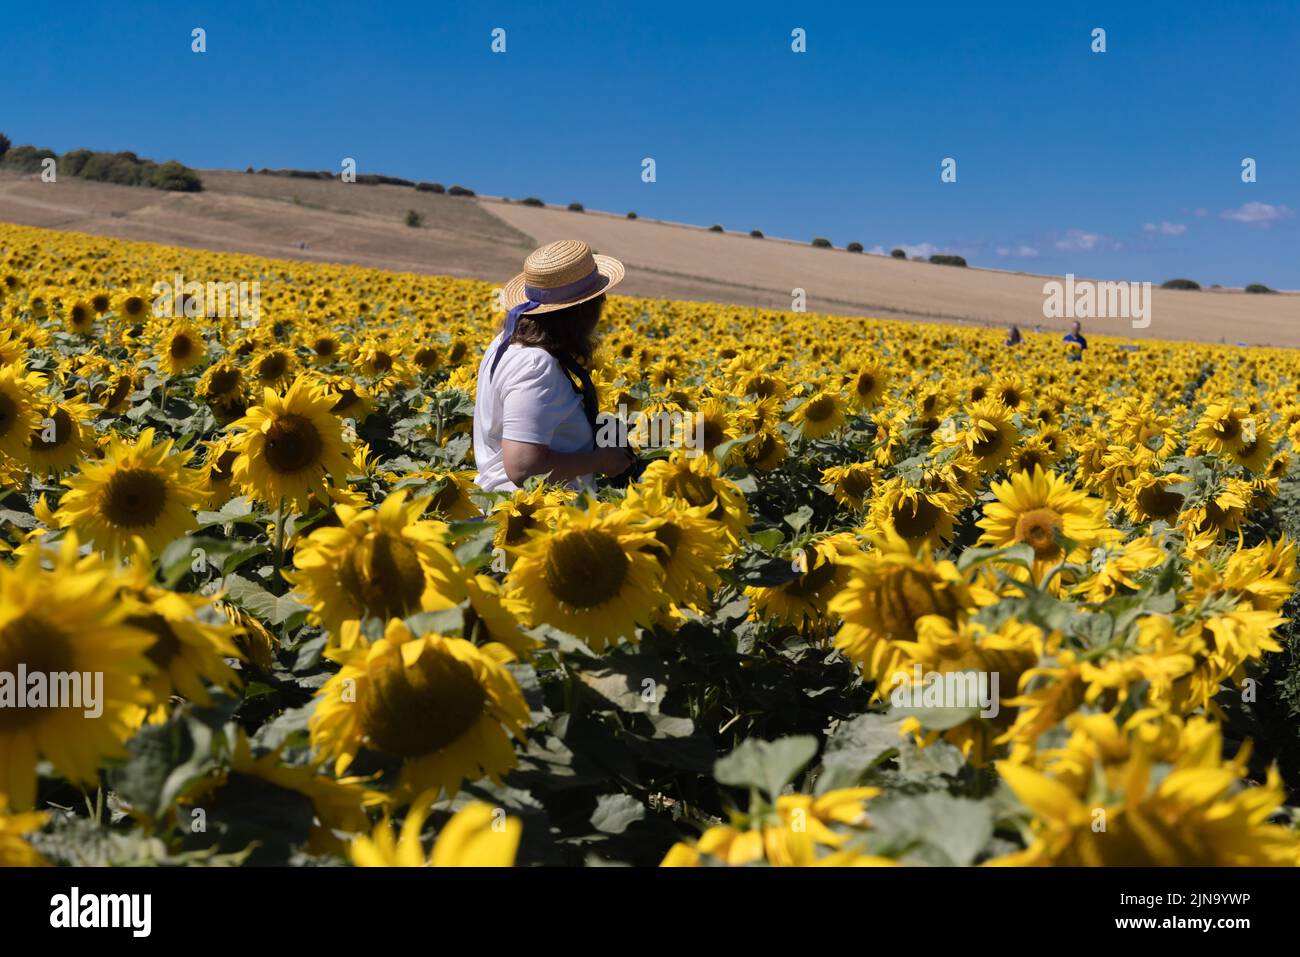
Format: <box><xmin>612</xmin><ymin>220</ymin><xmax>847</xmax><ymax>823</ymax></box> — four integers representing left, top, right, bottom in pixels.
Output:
<box><xmin>472</xmin><ymin>240</ymin><xmax>635</xmax><ymax>492</ymax></box>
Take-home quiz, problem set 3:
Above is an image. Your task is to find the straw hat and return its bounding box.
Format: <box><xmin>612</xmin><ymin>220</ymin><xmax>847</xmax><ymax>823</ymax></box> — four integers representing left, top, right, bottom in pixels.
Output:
<box><xmin>501</xmin><ymin>240</ymin><xmax>625</xmax><ymax>316</ymax></box>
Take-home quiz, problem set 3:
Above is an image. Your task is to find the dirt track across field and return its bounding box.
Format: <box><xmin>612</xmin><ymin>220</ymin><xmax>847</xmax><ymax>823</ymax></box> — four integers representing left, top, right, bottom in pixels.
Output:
<box><xmin>1</xmin><ymin>169</ymin><xmax>1294</xmax><ymax>347</ymax></box>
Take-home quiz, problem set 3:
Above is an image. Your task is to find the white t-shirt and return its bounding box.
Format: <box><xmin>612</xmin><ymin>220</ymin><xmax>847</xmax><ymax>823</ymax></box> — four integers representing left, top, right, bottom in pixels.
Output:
<box><xmin>473</xmin><ymin>334</ymin><xmax>595</xmax><ymax>492</ymax></box>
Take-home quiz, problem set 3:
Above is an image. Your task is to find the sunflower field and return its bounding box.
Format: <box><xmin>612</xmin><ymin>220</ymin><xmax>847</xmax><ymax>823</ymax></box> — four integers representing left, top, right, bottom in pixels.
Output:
<box><xmin>2</xmin><ymin>220</ymin><xmax>1300</xmax><ymax>868</ymax></box>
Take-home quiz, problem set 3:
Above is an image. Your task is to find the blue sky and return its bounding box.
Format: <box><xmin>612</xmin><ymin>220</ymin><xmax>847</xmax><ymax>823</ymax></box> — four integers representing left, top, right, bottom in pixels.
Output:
<box><xmin>3</xmin><ymin>0</ymin><xmax>1297</xmax><ymax>287</ymax></box>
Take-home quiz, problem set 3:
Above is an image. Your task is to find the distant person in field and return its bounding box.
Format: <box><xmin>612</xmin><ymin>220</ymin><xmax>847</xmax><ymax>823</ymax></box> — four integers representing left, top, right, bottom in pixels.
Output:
<box><xmin>473</xmin><ymin>240</ymin><xmax>636</xmax><ymax>492</ymax></box>
<box><xmin>1004</xmin><ymin>324</ymin><xmax>1022</xmax><ymax>347</ymax></box>
<box><xmin>1063</xmin><ymin>320</ymin><xmax>1087</xmax><ymax>361</ymax></box>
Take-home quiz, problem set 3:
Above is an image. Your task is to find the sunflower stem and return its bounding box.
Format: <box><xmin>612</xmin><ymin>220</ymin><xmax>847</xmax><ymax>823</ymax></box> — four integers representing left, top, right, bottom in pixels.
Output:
<box><xmin>273</xmin><ymin>497</ymin><xmax>288</xmax><ymax>592</ymax></box>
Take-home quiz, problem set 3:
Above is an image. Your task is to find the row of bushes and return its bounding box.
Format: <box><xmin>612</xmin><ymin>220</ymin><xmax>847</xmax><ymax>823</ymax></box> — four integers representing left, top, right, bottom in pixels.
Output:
<box><xmin>1161</xmin><ymin>278</ymin><xmax>1276</xmax><ymax>294</ymax></box>
<box><xmin>247</xmin><ymin>168</ymin><xmax>475</xmax><ymax>196</ymax></box>
<box><xmin>0</xmin><ymin>135</ymin><xmax>201</xmax><ymax>191</ymax></box>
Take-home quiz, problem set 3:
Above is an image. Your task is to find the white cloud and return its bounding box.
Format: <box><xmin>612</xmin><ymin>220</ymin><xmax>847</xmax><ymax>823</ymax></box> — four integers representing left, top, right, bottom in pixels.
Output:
<box><xmin>1220</xmin><ymin>202</ymin><xmax>1295</xmax><ymax>227</ymax></box>
<box><xmin>1193</xmin><ymin>208</ymin><xmax>1208</xmax><ymax>218</ymax></box>
<box><xmin>1054</xmin><ymin>230</ymin><xmax>1113</xmax><ymax>251</ymax></box>
<box><xmin>995</xmin><ymin>244</ymin><xmax>1040</xmax><ymax>258</ymax></box>
<box><xmin>1143</xmin><ymin>221</ymin><xmax>1187</xmax><ymax>236</ymax></box>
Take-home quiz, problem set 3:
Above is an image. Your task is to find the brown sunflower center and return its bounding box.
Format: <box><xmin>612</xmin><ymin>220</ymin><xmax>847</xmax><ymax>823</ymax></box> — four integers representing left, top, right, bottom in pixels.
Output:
<box><xmin>361</xmin><ymin>647</ymin><xmax>486</xmax><ymax>757</ymax></box>
<box><xmin>1136</xmin><ymin>483</ymin><xmax>1183</xmax><ymax>520</ymax></box>
<box><xmin>804</xmin><ymin>396</ymin><xmax>837</xmax><ymax>423</ymax></box>
<box><xmin>855</xmin><ymin>373</ymin><xmax>876</xmax><ymax>397</ymax></box>
<box><xmin>666</xmin><ymin>471</ymin><xmax>717</xmax><ymax>510</ymax></box>
<box><xmin>504</xmin><ymin>505</ymin><xmax>539</xmax><ymax>546</ymax></box>
<box><xmin>30</xmin><ymin>408</ymin><xmax>73</xmax><ymax>451</ymax></box>
<box><xmin>840</xmin><ymin>468</ymin><xmax>873</xmax><ymax>499</ymax></box>
<box><xmin>1015</xmin><ymin>507</ymin><xmax>1064</xmax><ymax>559</ymax></box>
<box><xmin>891</xmin><ymin>495</ymin><xmax>940</xmax><ymax>541</ymax></box>
<box><xmin>0</xmin><ymin>614</ymin><xmax>78</xmax><ymax>730</ymax></box>
<box><xmin>785</xmin><ymin>556</ymin><xmax>838</xmax><ymax>599</ymax></box>
<box><xmin>263</xmin><ymin>414</ymin><xmax>323</xmax><ymax>474</ymax></box>
<box><xmin>0</xmin><ymin>391</ymin><xmax>18</xmax><ymax>437</ymax></box>
<box><xmin>206</xmin><ymin>368</ymin><xmax>241</xmax><ymax>396</ymax></box>
<box><xmin>1216</xmin><ymin>417</ymin><xmax>1241</xmax><ymax>442</ymax></box>
<box><xmin>338</xmin><ymin>531</ymin><xmax>427</xmax><ymax>620</ymax></box>
<box><xmin>543</xmin><ymin>528</ymin><xmax>629</xmax><ymax>608</ymax></box>
<box><xmin>313</xmin><ymin>338</ymin><xmax>338</xmax><ymax>357</ymax></box>
<box><xmin>257</xmin><ymin>353</ymin><xmax>288</xmax><ymax>380</ymax></box>
<box><xmin>101</xmin><ymin>468</ymin><xmax>168</xmax><ymax>528</ymax></box>
<box><xmin>878</xmin><ymin>567</ymin><xmax>961</xmax><ymax>642</ymax></box>
<box><xmin>648</xmin><ymin>521</ymin><xmax>683</xmax><ymax>565</ymax></box>
<box><xmin>330</xmin><ymin>389</ymin><xmax>359</xmax><ymax>414</ymax></box>
<box><xmin>413</xmin><ymin>347</ymin><xmax>440</xmax><ymax>370</ymax></box>
<box><xmin>211</xmin><ymin>449</ymin><xmax>239</xmax><ymax>484</ymax></box>
<box><xmin>129</xmin><ymin>612</ymin><xmax>184</xmax><ymax>671</ymax></box>
<box><xmin>701</xmin><ymin>416</ymin><xmax>726</xmax><ymax>452</ymax></box>
<box><xmin>370</xmin><ymin>351</ymin><xmax>393</xmax><ymax>373</ymax></box>
<box><xmin>971</xmin><ymin>427</ymin><xmax>1005</xmax><ymax>459</ymax></box>
<box><xmin>170</xmin><ymin>334</ymin><xmax>193</xmax><ymax>360</ymax></box>
<box><xmin>123</xmin><ymin>296</ymin><xmax>146</xmax><ymax>317</ymax></box>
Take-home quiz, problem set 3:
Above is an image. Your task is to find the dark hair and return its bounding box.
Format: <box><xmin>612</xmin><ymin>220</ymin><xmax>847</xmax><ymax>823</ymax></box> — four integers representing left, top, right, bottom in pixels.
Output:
<box><xmin>508</xmin><ymin>294</ymin><xmax>605</xmax><ymax>364</ymax></box>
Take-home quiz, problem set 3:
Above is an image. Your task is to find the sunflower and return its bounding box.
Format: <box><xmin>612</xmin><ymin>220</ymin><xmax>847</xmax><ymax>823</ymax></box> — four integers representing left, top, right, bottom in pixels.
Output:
<box><xmin>625</xmin><ymin>485</ymin><xmax>731</xmax><ymax>611</ymax></box>
<box><xmin>198</xmin><ymin>436</ymin><xmax>241</xmax><ymax>507</ymax></box>
<box><xmin>791</xmin><ymin>390</ymin><xmax>847</xmax><ymax>440</ymax></box>
<box><xmin>846</xmin><ymin>362</ymin><xmax>888</xmax><ymax>411</ymax></box>
<box><xmin>323</xmin><ymin>376</ymin><xmax>376</xmax><ymax>424</ymax></box>
<box><xmin>992</xmin><ymin>719</ymin><xmax>1300</xmax><ymax>866</ymax></box>
<box><xmin>157</xmin><ymin>323</ymin><xmax>207</xmax><ymax>376</ymax></box>
<box><xmin>821</xmin><ymin>462</ymin><xmax>878</xmax><ymax>511</ymax></box>
<box><xmin>1072</xmin><ymin>536</ymin><xmax>1167</xmax><ymax>602</ymax></box>
<box><xmin>63</xmin><ymin>299</ymin><xmax>96</xmax><ymax>335</ymax></box>
<box><xmin>196</xmin><ymin>359</ymin><xmax>245</xmax><ymax>403</ymax></box>
<box><xmin>1122</xmin><ymin>470</ymin><xmax>1188</xmax><ymax>524</ymax></box>
<box><xmin>829</xmin><ymin>531</ymin><xmax>989</xmax><ymax>688</ymax></box>
<box><xmin>418</xmin><ymin>469</ymin><xmax>482</xmax><ymax>520</ymax></box>
<box><xmin>350</xmin><ymin>792</ymin><xmax>521</xmax><ymax>867</ymax></box>
<box><xmin>228</xmin><ymin>377</ymin><xmax>352</xmax><ymax>512</ymax></box>
<box><xmin>0</xmin><ymin>795</ymin><xmax>47</xmax><ymax>866</ymax></box>
<box><xmin>505</xmin><ymin>503</ymin><xmax>664</xmax><ymax>649</ymax></box>
<box><xmin>977</xmin><ymin>467</ymin><xmax>1111</xmax><ymax>582</ymax></box>
<box><xmin>961</xmin><ymin>399</ymin><xmax>1019</xmax><ymax>473</ymax></box>
<box><xmin>0</xmin><ymin>364</ymin><xmax>44</xmax><ymax>463</ymax></box>
<box><xmin>638</xmin><ymin>450</ymin><xmax>750</xmax><ymax>547</ymax></box>
<box><xmin>249</xmin><ymin>347</ymin><xmax>299</xmax><ymax>390</ymax></box>
<box><xmin>868</xmin><ymin>477</ymin><xmax>959</xmax><ymax>549</ymax></box>
<box><xmin>113</xmin><ymin>546</ymin><xmax>243</xmax><ymax>714</ymax></box>
<box><xmin>0</xmin><ymin>537</ymin><xmax>155</xmax><ymax>810</ymax></box>
<box><xmin>661</xmin><ymin>787</ymin><xmax>889</xmax><ymax>867</ymax></box>
<box><xmin>311</xmin><ymin>619</ymin><xmax>530</xmax><ymax>802</ymax></box>
<box><xmin>287</xmin><ymin>490</ymin><xmax>462</xmax><ymax>642</ymax></box>
<box><xmin>306</xmin><ymin>331</ymin><xmax>343</xmax><ymax>366</ymax></box>
<box><xmin>26</xmin><ymin>395</ymin><xmax>95</xmax><ymax>476</ymax></box>
<box><xmin>115</xmin><ymin>289</ymin><xmax>151</xmax><ymax>325</ymax></box>
<box><xmin>490</xmin><ymin>485</ymin><xmax>574</xmax><ymax>550</ymax></box>
<box><xmin>746</xmin><ymin>533</ymin><xmax>858</xmax><ymax>630</ymax></box>
<box><xmin>178</xmin><ymin>726</ymin><xmax>380</xmax><ymax>855</ymax></box>
<box><xmin>57</xmin><ymin>427</ymin><xmax>205</xmax><ymax>557</ymax></box>
<box><xmin>1191</xmin><ymin>401</ymin><xmax>1253</xmax><ymax>457</ymax></box>
<box><xmin>89</xmin><ymin>366</ymin><xmax>136</xmax><ymax>413</ymax></box>
<box><xmin>691</xmin><ymin>397</ymin><xmax>737</xmax><ymax>455</ymax></box>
